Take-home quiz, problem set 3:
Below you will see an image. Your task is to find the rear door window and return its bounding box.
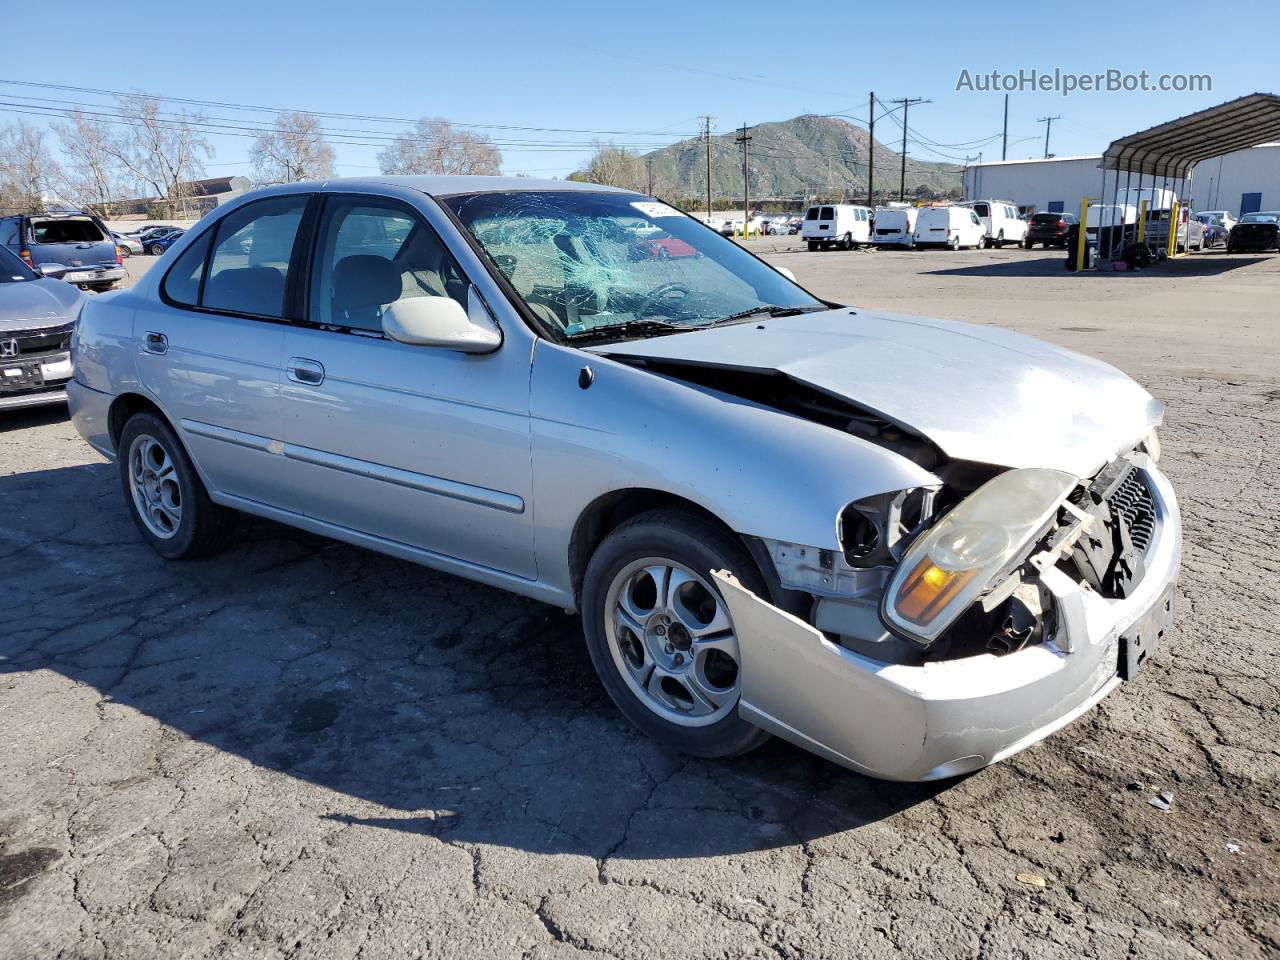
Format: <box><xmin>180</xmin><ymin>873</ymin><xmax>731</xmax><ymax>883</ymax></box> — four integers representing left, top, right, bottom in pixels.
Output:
<box><xmin>821</xmin><ymin>206</ymin><xmax>834</xmax><ymax>220</ymax></box>
<box><xmin>971</xmin><ymin>203</ymin><xmax>989</xmax><ymax>218</ymax></box>
<box><xmin>805</xmin><ymin>207</ymin><xmax>818</xmax><ymax>220</ymax></box>
<box><xmin>202</xmin><ymin>196</ymin><xmax>308</xmax><ymax>318</ymax></box>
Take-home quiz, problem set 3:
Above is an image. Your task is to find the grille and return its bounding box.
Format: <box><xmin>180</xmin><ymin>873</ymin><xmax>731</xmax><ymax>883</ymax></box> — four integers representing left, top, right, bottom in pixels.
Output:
<box><xmin>1107</xmin><ymin>468</ymin><xmax>1156</xmax><ymax>552</ymax></box>
<box><xmin>5</xmin><ymin>324</ymin><xmax>73</xmax><ymax>358</ymax></box>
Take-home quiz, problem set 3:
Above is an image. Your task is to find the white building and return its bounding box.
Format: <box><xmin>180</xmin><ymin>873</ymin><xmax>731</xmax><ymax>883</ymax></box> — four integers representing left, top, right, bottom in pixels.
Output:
<box><xmin>964</xmin><ymin>145</ymin><xmax>1280</xmax><ymax>218</ymax></box>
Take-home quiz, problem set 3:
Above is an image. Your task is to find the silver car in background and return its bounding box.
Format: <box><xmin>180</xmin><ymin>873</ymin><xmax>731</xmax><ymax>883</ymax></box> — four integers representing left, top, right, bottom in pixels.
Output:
<box><xmin>0</xmin><ymin>245</ymin><xmax>83</xmax><ymax>411</ymax></box>
<box><xmin>67</xmin><ymin>177</ymin><xmax>1181</xmax><ymax>781</ymax></box>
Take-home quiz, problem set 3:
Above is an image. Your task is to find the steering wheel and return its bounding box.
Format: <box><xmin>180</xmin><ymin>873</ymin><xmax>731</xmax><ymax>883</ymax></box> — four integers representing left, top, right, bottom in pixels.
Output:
<box><xmin>634</xmin><ymin>281</ymin><xmax>690</xmax><ymax>319</ymax></box>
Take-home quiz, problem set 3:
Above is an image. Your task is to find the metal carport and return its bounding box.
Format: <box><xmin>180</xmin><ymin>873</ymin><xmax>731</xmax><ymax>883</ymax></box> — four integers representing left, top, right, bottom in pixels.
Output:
<box><xmin>1080</xmin><ymin>93</ymin><xmax>1280</xmax><ymax>268</ymax></box>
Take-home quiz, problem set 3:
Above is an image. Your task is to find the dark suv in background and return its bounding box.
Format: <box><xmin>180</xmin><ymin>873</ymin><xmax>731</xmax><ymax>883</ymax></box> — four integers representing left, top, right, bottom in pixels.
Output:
<box><xmin>0</xmin><ymin>211</ymin><xmax>126</xmax><ymax>292</ymax></box>
<box><xmin>1025</xmin><ymin>211</ymin><xmax>1078</xmax><ymax>248</ymax></box>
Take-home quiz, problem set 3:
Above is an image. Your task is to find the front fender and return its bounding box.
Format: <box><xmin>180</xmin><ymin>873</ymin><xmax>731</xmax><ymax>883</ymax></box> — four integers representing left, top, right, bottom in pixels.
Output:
<box><xmin>529</xmin><ymin>340</ymin><xmax>936</xmax><ymax>599</ymax></box>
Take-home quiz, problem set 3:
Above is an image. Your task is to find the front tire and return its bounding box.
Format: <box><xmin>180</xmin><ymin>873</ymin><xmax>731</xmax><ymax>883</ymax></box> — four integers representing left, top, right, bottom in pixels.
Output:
<box><xmin>581</xmin><ymin>509</ymin><xmax>772</xmax><ymax>759</ymax></box>
<box><xmin>118</xmin><ymin>412</ymin><xmax>230</xmax><ymax>560</ymax></box>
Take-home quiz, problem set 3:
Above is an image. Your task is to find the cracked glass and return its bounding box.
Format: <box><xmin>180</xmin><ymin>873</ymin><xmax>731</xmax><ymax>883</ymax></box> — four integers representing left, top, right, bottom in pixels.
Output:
<box><xmin>442</xmin><ymin>190</ymin><xmax>821</xmax><ymax>340</ymax></box>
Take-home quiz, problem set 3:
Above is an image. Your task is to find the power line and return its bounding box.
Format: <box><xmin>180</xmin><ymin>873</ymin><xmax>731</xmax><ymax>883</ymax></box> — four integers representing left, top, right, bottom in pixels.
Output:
<box><xmin>0</xmin><ymin>78</ymin><xmax>699</xmax><ymax>137</ymax></box>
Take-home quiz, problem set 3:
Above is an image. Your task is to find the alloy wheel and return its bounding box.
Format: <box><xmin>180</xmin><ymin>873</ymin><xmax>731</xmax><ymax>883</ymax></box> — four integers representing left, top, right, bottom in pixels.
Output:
<box><xmin>604</xmin><ymin>558</ymin><xmax>742</xmax><ymax>727</ymax></box>
<box><xmin>128</xmin><ymin>434</ymin><xmax>183</xmax><ymax>539</ymax></box>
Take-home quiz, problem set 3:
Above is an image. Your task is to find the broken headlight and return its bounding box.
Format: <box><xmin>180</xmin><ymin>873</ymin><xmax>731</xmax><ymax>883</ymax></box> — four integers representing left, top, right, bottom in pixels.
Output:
<box><xmin>1141</xmin><ymin>428</ymin><xmax>1161</xmax><ymax>464</ymax></box>
<box><xmin>880</xmin><ymin>468</ymin><xmax>1077</xmax><ymax>645</ymax></box>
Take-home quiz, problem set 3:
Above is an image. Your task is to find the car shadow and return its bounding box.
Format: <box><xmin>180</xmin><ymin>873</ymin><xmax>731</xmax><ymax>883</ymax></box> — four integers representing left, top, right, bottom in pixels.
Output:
<box><xmin>0</xmin><ymin>461</ymin><xmax>947</xmax><ymax>860</ymax></box>
<box><xmin>0</xmin><ymin>403</ymin><xmax>69</xmax><ymax>433</ymax></box>
<box><xmin>926</xmin><ymin>249</ymin><xmax>1274</xmax><ymax>278</ymax></box>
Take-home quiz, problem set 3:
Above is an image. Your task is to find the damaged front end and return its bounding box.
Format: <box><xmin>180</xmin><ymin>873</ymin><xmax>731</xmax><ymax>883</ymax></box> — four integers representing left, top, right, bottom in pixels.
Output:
<box><xmin>718</xmin><ymin>448</ymin><xmax>1181</xmax><ymax>781</ymax></box>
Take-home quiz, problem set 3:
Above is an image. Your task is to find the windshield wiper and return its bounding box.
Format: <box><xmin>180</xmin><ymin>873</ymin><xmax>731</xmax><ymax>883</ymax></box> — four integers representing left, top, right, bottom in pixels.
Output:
<box><xmin>709</xmin><ymin>304</ymin><xmax>827</xmax><ymax>326</ymax></box>
<box><xmin>565</xmin><ymin>318</ymin><xmax>692</xmax><ymax>343</ymax></box>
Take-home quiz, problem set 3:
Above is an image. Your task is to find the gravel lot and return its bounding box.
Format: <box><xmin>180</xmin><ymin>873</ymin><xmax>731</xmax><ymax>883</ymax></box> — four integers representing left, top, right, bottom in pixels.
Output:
<box><xmin>2</xmin><ymin>246</ymin><xmax>1277</xmax><ymax>959</ymax></box>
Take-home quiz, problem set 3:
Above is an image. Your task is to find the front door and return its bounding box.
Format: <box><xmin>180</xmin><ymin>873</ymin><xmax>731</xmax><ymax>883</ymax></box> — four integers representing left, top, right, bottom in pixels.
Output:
<box><xmin>273</xmin><ymin>192</ymin><xmax>536</xmax><ymax>579</ymax></box>
<box><xmin>134</xmin><ymin>193</ymin><xmax>309</xmax><ymax>506</ymax></box>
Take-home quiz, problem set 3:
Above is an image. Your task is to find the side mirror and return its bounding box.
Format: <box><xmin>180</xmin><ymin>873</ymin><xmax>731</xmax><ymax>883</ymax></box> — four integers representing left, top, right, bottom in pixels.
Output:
<box><xmin>382</xmin><ymin>285</ymin><xmax>501</xmax><ymax>353</ymax></box>
<box><xmin>37</xmin><ymin>263</ymin><xmax>68</xmax><ymax>279</ymax></box>
<box><xmin>776</xmin><ymin>266</ymin><xmax>797</xmax><ymax>283</ymax></box>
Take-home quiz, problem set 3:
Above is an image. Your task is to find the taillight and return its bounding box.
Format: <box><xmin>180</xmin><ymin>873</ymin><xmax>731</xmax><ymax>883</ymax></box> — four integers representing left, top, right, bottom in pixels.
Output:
<box><xmin>946</xmin><ymin>228</ymin><xmax>953</xmax><ymax>236</ymax></box>
<box><xmin>116</xmin><ymin>246</ymin><xmax>124</xmax><ymax>265</ymax></box>
<box><xmin>1056</xmin><ymin>220</ymin><xmax>1066</xmax><ymax>228</ymax></box>
<box><xmin>19</xmin><ymin>248</ymin><xmax>32</xmax><ymax>267</ymax></box>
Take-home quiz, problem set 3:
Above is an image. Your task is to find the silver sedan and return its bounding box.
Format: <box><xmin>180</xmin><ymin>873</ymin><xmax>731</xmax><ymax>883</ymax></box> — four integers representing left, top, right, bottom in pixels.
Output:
<box><xmin>67</xmin><ymin>177</ymin><xmax>1181</xmax><ymax>780</ymax></box>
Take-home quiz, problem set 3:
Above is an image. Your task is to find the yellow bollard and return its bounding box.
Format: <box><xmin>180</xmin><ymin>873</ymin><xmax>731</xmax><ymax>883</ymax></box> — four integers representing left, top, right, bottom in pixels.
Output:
<box><xmin>1168</xmin><ymin>200</ymin><xmax>1180</xmax><ymax>258</ymax></box>
<box><xmin>1075</xmin><ymin>196</ymin><xmax>1098</xmax><ymax>271</ymax></box>
<box><xmin>1137</xmin><ymin>199</ymin><xmax>1148</xmax><ymax>244</ymax></box>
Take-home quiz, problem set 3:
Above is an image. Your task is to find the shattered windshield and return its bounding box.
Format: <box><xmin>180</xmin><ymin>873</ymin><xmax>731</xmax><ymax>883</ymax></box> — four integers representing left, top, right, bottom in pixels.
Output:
<box><xmin>441</xmin><ymin>190</ymin><xmax>823</xmax><ymax>340</ymax></box>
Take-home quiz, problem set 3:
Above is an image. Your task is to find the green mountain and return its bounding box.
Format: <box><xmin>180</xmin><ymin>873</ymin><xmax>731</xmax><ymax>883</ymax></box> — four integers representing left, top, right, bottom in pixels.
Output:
<box><xmin>644</xmin><ymin>114</ymin><xmax>963</xmax><ymax>204</ymax></box>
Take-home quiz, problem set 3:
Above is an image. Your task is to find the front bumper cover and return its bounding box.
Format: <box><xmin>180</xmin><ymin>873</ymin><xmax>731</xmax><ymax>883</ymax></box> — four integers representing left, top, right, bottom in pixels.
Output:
<box><xmin>717</xmin><ymin>464</ymin><xmax>1182</xmax><ymax>781</ymax></box>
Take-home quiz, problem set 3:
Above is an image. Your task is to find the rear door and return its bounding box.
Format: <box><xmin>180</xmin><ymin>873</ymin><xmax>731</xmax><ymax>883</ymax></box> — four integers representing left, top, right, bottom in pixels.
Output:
<box><xmin>134</xmin><ymin>193</ymin><xmax>311</xmax><ymax>505</ymax></box>
<box><xmin>272</xmin><ymin>189</ymin><xmax>536</xmax><ymax>578</ymax></box>
<box><xmin>27</xmin><ymin>216</ymin><xmax>117</xmax><ymax>276</ymax></box>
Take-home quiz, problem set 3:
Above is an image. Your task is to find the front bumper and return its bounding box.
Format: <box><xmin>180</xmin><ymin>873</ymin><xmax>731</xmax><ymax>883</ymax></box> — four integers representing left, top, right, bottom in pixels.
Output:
<box><xmin>0</xmin><ymin>352</ymin><xmax>73</xmax><ymax>411</ymax></box>
<box><xmin>718</xmin><ymin>464</ymin><xmax>1182</xmax><ymax>781</ymax></box>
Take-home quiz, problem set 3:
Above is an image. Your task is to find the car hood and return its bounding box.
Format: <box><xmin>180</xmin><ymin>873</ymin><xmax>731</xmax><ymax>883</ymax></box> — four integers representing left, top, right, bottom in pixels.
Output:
<box><xmin>589</xmin><ymin>308</ymin><xmax>1162</xmax><ymax>478</ymax></box>
<box><xmin>0</xmin><ymin>278</ymin><xmax>83</xmax><ymax>330</ymax></box>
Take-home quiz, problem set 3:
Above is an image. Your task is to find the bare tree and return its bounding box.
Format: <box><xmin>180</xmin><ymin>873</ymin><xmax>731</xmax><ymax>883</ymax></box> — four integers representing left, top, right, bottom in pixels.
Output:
<box><xmin>377</xmin><ymin>118</ymin><xmax>501</xmax><ymax>176</ymax></box>
<box><xmin>0</xmin><ymin>121</ymin><xmax>63</xmax><ymax>213</ymax></box>
<box><xmin>250</xmin><ymin>111</ymin><xmax>336</xmax><ymax>185</ymax></box>
<box><xmin>570</xmin><ymin>142</ymin><xmax>647</xmax><ymax>193</ymax></box>
<box><xmin>52</xmin><ymin>111</ymin><xmax>126</xmax><ymax>217</ymax></box>
<box><xmin>102</xmin><ymin>96</ymin><xmax>213</xmax><ymax>216</ymax></box>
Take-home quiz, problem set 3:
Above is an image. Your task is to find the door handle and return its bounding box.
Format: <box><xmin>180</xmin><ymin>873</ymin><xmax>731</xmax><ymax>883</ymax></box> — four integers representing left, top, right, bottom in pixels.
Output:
<box><xmin>287</xmin><ymin>357</ymin><xmax>325</xmax><ymax>386</ymax></box>
<box><xmin>143</xmin><ymin>331</ymin><xmax>168</xmax><ymax>355</ymax></box>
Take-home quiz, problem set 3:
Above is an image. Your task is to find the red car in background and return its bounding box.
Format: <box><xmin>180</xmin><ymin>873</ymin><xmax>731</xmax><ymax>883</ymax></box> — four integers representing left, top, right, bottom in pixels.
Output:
<box><xmin>635</xmin><ymin>234</ymin><xmax>697</xmax><ymax>259</ymax></box>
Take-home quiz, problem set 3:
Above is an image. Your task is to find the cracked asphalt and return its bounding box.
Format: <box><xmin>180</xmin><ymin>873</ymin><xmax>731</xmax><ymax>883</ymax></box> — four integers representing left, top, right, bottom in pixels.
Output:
<box><xmin>2</xmin><ymin>248</ymin><xmax>1277</xmax><ymax>959</ymax></box>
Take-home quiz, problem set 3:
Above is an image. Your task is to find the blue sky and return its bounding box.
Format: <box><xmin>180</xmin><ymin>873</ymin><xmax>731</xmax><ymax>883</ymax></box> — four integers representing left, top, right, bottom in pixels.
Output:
<box><xmin>4</xmin><ymin>0</ymin><xmax>1278</xmax><ymax>180</ymax></box>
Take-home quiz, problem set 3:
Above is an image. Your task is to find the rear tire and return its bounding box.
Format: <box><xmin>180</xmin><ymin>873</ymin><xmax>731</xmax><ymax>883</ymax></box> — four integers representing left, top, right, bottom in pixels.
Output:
<box><xmin>149</xmin><ymin>243</ymin><xmax>165</xmax><ymax>256</ymax></box>
<box><xmin>118</xmin><ymin>412</ymin><xmax>231</xmax><ymax>560</ymax></box>
<box><xmin>581</xmin><ymin>509</ymin><xmax>772</xmax><ymax>760</ymax></box>
<box><xmin>807</xmin><ymin>241</ymin><xmax>818</xmax><ymax>252</ymax></box>
<box><xmin>949</xmin><ymin>236</ymin><xmax>960</xmax><ymax>251</ymax></box>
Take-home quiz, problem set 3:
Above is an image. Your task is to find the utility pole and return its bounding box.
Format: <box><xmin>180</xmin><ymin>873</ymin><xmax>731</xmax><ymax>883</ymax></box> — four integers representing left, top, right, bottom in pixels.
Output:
<box><xmin>645</xmin><ymin>157</ymin><xmax>654</xmax><ymax>196</ymax></box>
<box><xmin>1037</xmin><ymin>115</ymin><xmax>1060</xmax><ymax>159</ymax></box>
<box><xmin>700</xmin><ymin>116</ymin><xmax>715</xmax><ymax>219</ymax></box>
<box><xmin>891</xmin><ymin>97</ymin><xmax>926</xmax><ymax>202</ymax></box>
<box><xmin>736</xmin><ymin>123</ymin><xmax>752</xmax><ymax>239</ymax></box>
<box><xmin>867</xmin><ymin>90</ymin><xmax>875</xmax><ymax>206</ymax></box>
<box><xmin>1001</xmin><ymin>94</ymin><xmax>1009</xmax><ymax>161</ymax></box>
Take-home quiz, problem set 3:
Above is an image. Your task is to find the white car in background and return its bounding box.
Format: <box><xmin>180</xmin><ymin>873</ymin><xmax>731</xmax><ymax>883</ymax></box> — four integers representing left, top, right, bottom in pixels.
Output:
<box><xmin>964</xmin><ymin>200</ymin><xmax>1028</xmax><ymax>248</ymax></box>
<box><xmin>801</xmin><ymin>204</ymin><xmax>873</xmax><ymax>250</ymax></box>
<box><xmin>872</xmin><ymin>207</ymin><xmax>918</xmax><ymax>249</ymax></box>
<box><xmin>913</xmin><ymin>206</ymin><xmax>987</xmax><ymax>249</ymax></box>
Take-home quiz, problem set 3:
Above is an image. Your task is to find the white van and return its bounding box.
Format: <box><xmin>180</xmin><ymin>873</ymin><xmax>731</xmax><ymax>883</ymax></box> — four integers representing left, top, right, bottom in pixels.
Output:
<box><xmin>801</xmin><ymin>204</ymin><xmax>873</xmax><ymax>250</ymax></box>
<box><xmin>912</xmin><ymin>206</ymin><xmax>987</xmax><ymax>249</ymax></box>
<box><xmin>964</xmin><ymin>200</ymin><xmax>1028</xmax><ymax>248</ymax></box>
<box><xmin>872</xmin><ymin>207</ymin><xmax>918</xmax><ymax>248</ymax></box>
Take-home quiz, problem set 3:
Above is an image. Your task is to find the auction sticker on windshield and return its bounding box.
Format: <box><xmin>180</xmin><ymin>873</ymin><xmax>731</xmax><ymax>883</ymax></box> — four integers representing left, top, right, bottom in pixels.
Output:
<box><xmin>630</xmin><ymin>201</ymin><xmax>683</xmax><ymax>219</ymax></box>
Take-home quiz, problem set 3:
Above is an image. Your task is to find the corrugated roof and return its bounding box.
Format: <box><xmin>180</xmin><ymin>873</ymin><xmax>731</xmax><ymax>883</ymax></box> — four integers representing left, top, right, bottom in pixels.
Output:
<box><xmin>1102</xmin><ymin>93</ymin><xmax>1280</xmax><ymax>177</ymax></box>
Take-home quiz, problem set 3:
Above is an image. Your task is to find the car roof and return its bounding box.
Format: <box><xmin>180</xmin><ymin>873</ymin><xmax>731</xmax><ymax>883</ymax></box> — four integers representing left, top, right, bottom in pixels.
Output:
<box><xmin>317</xmin><ymin>175</ymin><xmax>636</xmax><ymax>198</ymax></box>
